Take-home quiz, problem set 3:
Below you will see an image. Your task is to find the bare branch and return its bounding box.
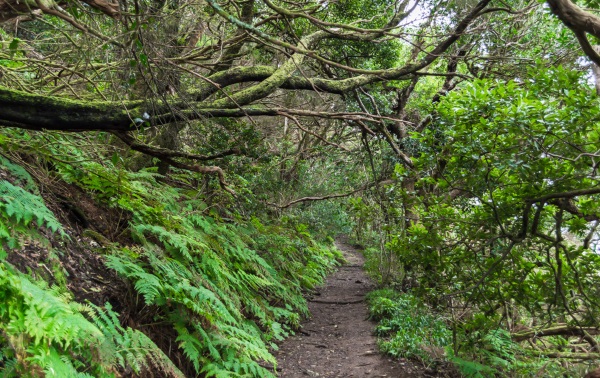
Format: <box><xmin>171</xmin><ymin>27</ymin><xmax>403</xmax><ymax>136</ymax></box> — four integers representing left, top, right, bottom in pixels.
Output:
<box><xmin>513</xmin><ymin>325</ymin><xmax>600</xmax><ymax>342</ymax></box>
<box><xmin>113</xmin><ymin>131</ymin><xmax>236</xmax><ymax>195</ymax></box>
<box><xmin>267</xmin><ymin>180</ymin><xmax>394</xmax><ymax>209</ymax></box>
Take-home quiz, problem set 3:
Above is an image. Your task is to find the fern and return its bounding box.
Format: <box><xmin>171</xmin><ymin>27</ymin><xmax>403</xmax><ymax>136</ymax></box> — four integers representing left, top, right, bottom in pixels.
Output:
<box><xmin>0</xmin><ymin>262</ymin><xmax>183</xmax><ymax>377</ymax></box>
<box><xmin>108</xmin><ymin>216</ymin><xmax>336</xmax><ymax>377</ymax></box>
<box><xmin>0</xmin><ymin>176</ymin><xmax>64</xmax><ymax>255</ymax></box>
<box><xmin>0</xmin><ymin>156</ymin><xmax>65</xmax><ymax>258</ymax></box>
<box><xmin>449</xmin><ymin>355</ymin><xmax>497</xmax><ymax>378</ymax></box>
<box><xmin>133</xmin><ymin>223</ymin><xmax>201</xmax><ymax>260</ymax></box>
<box><xmin>90</xmin><ymin>303</ymin><xmax>185</xmax><ymax>378</ymax></box>
<box><xmin>0</xmin><ymin>155</ymin><xmax>37</xmax><ymax>192</ymax></box>
<box><xmin>175</xmin><ymin>323</ymin><xmax>206</xmax><ymax>371</ymax></box>
<box><xmin>481</xmin><ymin>329</ymin><xmax>517</xmax><ymax>368</ymax></box>
<box><xmin>16</xmin><ymin>139</ymin><xmax>342</xmax><ymax>377</ymax></box>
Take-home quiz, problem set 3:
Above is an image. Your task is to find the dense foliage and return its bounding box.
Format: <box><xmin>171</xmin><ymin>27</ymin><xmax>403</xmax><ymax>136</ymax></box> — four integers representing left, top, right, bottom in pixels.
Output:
<box><xmin>0</xmin><ymin>133</ymin><xmax>341</xmax><ymax>376</ymax></box>
<box><xmin>351</xmin><ymin>65</ymin><xmax>600</xmax><ymax>375</ymax></box>
<box><xmin>3</xmin><ymin>0</ymin><xmax>600</xmax><ymax>376</ymax></box>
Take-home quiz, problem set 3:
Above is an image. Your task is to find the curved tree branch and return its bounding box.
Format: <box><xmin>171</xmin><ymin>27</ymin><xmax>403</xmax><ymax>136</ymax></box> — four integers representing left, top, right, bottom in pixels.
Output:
<box><xmin>113</xmin><ymin>131</ymin><xmax>236</xmax><ymax>194</ymax></box>
<box><xmin>266</xmin><ymin>180</ymin><xmax>394</xmax><ymax>209</ymax></box>
<box><xmin>547</xmin><ymin>0</ymin><xmax>600</xmax><ymax>65</ymax></box>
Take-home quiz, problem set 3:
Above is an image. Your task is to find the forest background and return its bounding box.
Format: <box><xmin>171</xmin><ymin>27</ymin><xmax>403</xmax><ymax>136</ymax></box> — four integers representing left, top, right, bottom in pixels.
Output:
<box><xmin>1</xmin><ymin>0</ymin><xmax>600</xmax><ymax>376</ymax></box>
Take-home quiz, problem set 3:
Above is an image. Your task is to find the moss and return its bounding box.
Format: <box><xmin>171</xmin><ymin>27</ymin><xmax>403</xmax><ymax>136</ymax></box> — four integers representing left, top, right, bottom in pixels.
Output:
<box><xmin>0</xmin><ymin>86</ymin><xmax>143</xmax><ymax>131</ymax></box>
<box><xmin>83</xmin><ymin>229</ymin><xmax>113</xmax><ymax>248</ymax></box>
<box><xmin>207</xmin><ymin>33</ymin><xmax>324</xmax><ymax>109</ymax></box>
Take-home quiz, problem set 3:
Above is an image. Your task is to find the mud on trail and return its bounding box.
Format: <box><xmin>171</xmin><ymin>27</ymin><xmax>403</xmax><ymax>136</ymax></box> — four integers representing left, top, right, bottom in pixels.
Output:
<box><xmin>274</xmin><ymin>239</ymin><xmax>438</xmax><ymax>378</ymax></box>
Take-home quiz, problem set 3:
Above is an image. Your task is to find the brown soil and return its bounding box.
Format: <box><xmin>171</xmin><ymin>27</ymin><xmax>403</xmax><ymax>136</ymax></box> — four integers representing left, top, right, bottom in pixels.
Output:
<box><xmin>275</xmin><ymin>238</ymin><xmax>440</xmax><ymax>378</ymax></box>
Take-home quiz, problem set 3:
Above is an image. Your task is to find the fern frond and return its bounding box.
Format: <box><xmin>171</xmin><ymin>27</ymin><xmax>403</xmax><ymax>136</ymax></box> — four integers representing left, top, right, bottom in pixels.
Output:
<box><xmin>0</xmin><ymin>155</ymin><xmax>37</xmax><ymax>192</ymax></box>
<box><xmin>0</xmin><ymin>180</ymin><xmax>64</xmax><ymax>236</ymax></box>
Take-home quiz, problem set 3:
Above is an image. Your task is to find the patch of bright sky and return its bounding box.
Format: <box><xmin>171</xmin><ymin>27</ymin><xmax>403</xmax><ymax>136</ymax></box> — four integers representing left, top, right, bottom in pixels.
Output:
<box><xmin>398</xmin><ymin>0</ymin><xmax>431</xmax><ymax>28</ymax></box>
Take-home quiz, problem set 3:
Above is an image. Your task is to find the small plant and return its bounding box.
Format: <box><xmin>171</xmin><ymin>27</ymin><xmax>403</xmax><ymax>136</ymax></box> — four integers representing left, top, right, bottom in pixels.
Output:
<box><xmin>448</xmin><ymin>355</ymin><xmax>497</xmax><ymax>378</ymax></box>
<box><xmin>367</xmin><ymin>289</ymin><xmax>451</xmax><ymax>363</ymax></box>
<box><xmin>0</xmin><ymin>156</ymin><xmax>64</xmax><ymax>256</ymax></box>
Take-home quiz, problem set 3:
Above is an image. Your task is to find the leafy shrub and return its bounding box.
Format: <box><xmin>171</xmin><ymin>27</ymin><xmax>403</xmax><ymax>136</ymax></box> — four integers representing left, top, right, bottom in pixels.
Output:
<box><xmin>367</xmin><ymin>289</ymin><xmax>451</xmax><ymax>363</ymax></box>
<box><xmin>367</xmin><ymin>290</ymin><xmax>557</xmax><ymax>377</ymax></box>
<box><xmin>288</xmin><ymin>200</ymin><xmax>353</xmax><ymax>240</ymax></box>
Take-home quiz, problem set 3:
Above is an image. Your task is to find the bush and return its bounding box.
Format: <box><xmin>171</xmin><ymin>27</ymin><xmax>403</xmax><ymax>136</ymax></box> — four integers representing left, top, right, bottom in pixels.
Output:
<box><xmin>367</xmin><ymin>289</ymin><xmax>451</xmax><ymax>363</ymax></box>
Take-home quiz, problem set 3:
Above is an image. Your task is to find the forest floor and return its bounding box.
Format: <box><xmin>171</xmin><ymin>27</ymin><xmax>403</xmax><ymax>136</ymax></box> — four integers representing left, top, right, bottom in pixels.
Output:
<box><xmin>274</xmin><ymin>238</ymin><xmax>440</xmax><ymax>378</ymax></box>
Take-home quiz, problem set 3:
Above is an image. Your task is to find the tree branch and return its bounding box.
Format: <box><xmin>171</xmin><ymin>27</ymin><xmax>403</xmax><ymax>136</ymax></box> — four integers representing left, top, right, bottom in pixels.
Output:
<box><xmin>526</xmin><ymin>187</ymin><xmax>600</xmax><ymax>203</ymax></box>
<box><xmin>266</xmin><ymin>180</ymin><xmax>394</xmax><ymax>209</ymax></box>
<box><xmin>547</xmin><ymin>0</ymin><xmax>600</xmax><ymax>65</ymax></box>
<box><xmin>513</xmin><ymin>325</ymin><xmax>600</xmax><ymax>342</ymax></box>
<box><xmin>113</xmin><ymin>131</ymin><xmax>236</xmax><ymax>195</ymax></box>
<box><xmin>0</xmin><ymin>86</ymin><xmax>140</xmax><ymax>132</ymax></box>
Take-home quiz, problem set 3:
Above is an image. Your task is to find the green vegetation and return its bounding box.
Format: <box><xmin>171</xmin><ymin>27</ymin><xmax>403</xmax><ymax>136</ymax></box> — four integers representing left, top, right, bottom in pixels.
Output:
<box><xmin>367</xmin><ymin>289</ymin><xmax>451</xmax><ymax>363</ymax></box>
<box><xmin>356</xmin><ymin>65</ymin><xmax>600</xmax><ymax>376</ymax></box>
<box><xmin>0</xmin><ymin>265</ymin><xmax>182</xmax><ymax>377</ymax></box>
<box><xmin>353</xmin><ymin>65</ymin><xmax>600</xmax><ymax>376</ymax></box>
<box><xmin>366</xmin><ymin>289</ymin><xmax>574</xmax><ymax>377</ymax></box>
<box><xmin>0</xmin><ymin>133</ymin><xmax>341</xmax><ymax>376</ymax></box>
<box><xmin>3</xmin><ymin>0</ymin><xmax>600</xmax><ymax>376</ymax></box>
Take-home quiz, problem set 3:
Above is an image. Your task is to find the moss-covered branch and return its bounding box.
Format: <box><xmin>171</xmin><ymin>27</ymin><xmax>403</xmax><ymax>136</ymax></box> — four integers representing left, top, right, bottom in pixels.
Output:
<box><xmin>512</xmin><ymin>326</ymin><xmax>600</xmax><ymax>342</ymax></box>
<box><xmin>0</xmin><ymin>86</ymin><xmax>141</xmax><ymax>131</ymax></box>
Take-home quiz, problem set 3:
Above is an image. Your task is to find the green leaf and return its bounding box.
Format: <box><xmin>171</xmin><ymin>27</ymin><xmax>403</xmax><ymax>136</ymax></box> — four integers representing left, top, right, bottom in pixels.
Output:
<box><xmin>139</xmin><ymin>53</ymin><xmax>148</xmax><ymax>67</ymax></box>
<box><xmin>8</xmin><ymin>38</ymin><xmax>20</xmax><ymax>55</ymax></box>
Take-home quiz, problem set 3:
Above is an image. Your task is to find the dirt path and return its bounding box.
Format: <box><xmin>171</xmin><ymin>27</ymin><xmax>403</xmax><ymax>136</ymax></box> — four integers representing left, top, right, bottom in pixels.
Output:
<box><xmin>274</xmin><ymin>238</ymin><xmax>431</xmax><ymax>377</ymax></box>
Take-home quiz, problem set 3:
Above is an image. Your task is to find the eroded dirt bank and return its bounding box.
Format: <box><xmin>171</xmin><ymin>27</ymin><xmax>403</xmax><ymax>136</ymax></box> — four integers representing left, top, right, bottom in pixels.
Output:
<box><xmin>274</xmin><ymin>238</ymin><xmax>433</xmax><ymax>377</ymax></box>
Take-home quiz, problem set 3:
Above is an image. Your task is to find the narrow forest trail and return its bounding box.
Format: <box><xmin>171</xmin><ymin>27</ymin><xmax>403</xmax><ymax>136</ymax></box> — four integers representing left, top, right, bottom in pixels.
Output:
<box><xmin>274</xmin><ymin>238</ymin><xmax>431</xmax><ymax>377</ymax></box>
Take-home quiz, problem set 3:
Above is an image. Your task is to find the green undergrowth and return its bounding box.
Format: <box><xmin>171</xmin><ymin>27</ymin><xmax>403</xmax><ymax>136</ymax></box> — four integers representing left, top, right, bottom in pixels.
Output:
<box><xmin>0</xmin><ymin>263</ymin><xmax>183</xmax><ymax>377</ymax></box>
<box><xmin>107</xmin><ymin>216</ymin><xmax>341</xmax><ymax>377</ymax></box>
<box><xmin>366</xmin><ymin>289</ymin><xmax>567</xmax><ymax>377</ymax></box>
<box><xmin>0</xmin><ymin>155</ymin><xmax>65</xmax><ymax>258</ymax></box>
<box><xmin>367</xmin><ymin>289</ymin><xmax>451</xmax><ymax>364</ymax></box>
<box><xmin>0</xmin><ymin>153</ymin><xmax>183</xmax><ymax>377</ymax></box>
<box><xmin>0</xmin><ymin>135</ymin><xmax>343</xmax><ymax>377</ymax></box>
